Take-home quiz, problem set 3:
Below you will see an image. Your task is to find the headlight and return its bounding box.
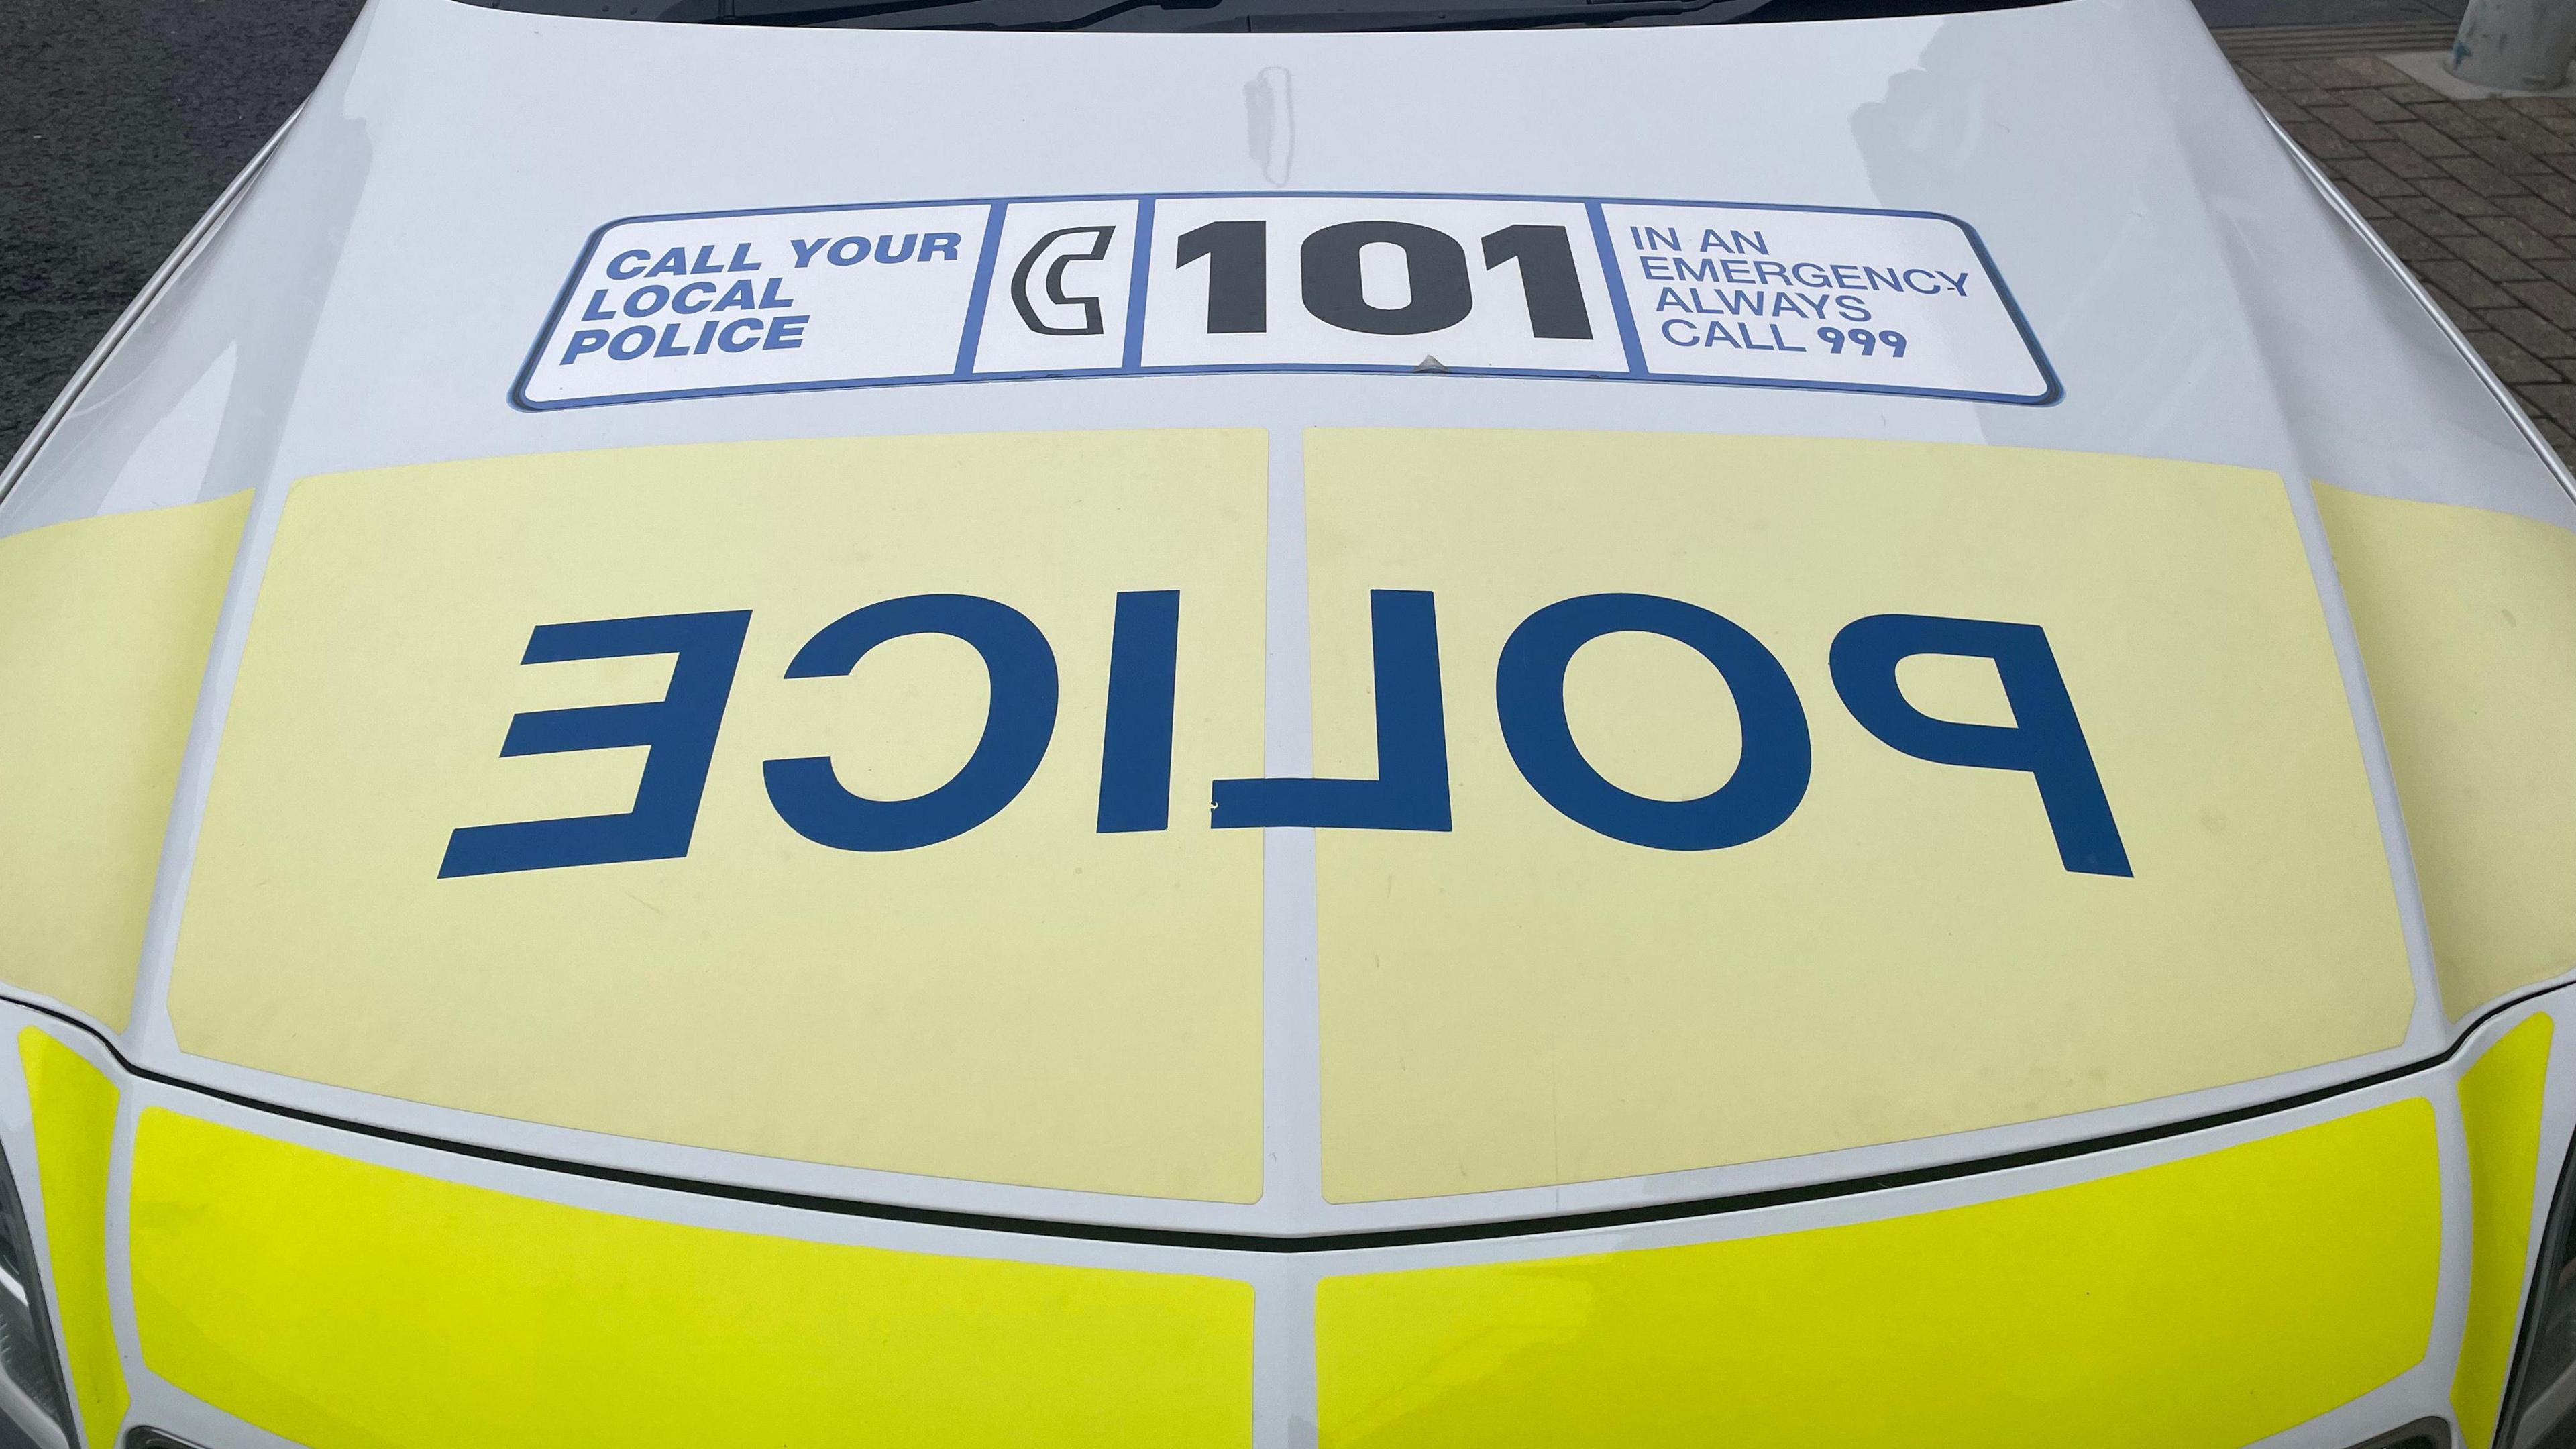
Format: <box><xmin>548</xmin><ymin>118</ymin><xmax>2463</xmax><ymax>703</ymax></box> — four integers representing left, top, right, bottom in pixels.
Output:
<box><xmin>0</xmin><ymin>1146</ymin><xmax>69</xmax><ymax>1449</ymax></box>
<box><xmin>2506</xmin><ymin>1136</ymin><xmax>2576</xmax><ymax>1448</ymax></box>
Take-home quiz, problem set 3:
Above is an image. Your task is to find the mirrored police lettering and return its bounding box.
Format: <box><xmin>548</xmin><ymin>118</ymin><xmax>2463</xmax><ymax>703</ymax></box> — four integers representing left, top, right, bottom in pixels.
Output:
<box><xmin>436</xmin><ymin>590</ymin><xmax>2130</xmax><ymax>881</ymax></box>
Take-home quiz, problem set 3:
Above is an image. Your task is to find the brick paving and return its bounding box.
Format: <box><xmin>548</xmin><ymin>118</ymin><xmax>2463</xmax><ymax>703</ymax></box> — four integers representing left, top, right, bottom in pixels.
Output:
<box><xmin>2238</xmin><ymin>52</ymin><xmax>2576</xmax><ymax>456</ymax></box>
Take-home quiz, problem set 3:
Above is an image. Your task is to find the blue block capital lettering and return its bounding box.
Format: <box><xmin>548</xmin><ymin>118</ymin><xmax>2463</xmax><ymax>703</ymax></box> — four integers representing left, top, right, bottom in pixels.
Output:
<box><xmin>763</xmin><ymin>594</ymin><xmax>1059</xmax><ymax>852</ymax></box>
<box><xmin>1495</xmin><ymin>592</ymin><xmax>1811</xmax><ymax>851</ymax></box>
<box><xmin>1828</xmin><ymin>612</ymin><xmax>2131</xmax><ymax>877</ymax></box>
<box><xmin>438</xmin><ymin>610</ymin><xmax>752</xmax><ymax>879</ymax></box>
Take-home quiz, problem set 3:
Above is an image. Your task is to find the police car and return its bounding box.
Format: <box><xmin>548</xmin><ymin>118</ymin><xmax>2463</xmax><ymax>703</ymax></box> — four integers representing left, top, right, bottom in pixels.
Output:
<box><xmin>1</xmin><ymin>0</ymin><xmax>2572</xmax><ymax>1442</ymax></box>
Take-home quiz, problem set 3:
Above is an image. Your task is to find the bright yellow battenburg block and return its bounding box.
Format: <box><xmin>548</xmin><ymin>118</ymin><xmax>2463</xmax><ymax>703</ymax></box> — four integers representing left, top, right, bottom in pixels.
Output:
<box><xmin>1318</xmin><ymin>1100</ymin><xmax>2440</xmax><ymax>1449</ymax></box>
<box><xmin>2315</xmin><ymin>483</ymin><xmax>2576</xmax><ymax>1018</ymax></box>
<box><xmin>129</xmin><ymin>1108</ymin><xmax>1253</xmax><ymax>1448</ymax></box>
<box><xmin>172</xmin><ymin>433</ymin><xmax>1266</xmax><ymax>1201</ymax></box>
<box><xmin>19</xmin><ymin>1030</ymin><xmax>128</xmax><ymax>1448</ymax></box>
<box><xmin>1307</xmin><ymin>431</ymin><xmax>2410</xmax><ymax>1200</ymax></box>
<box><xmin>0</xmin><ymin>493</ymin><xmax>248</xmax><ymax>1028</ymax></box>
<box><xmin>2453</xmin><ymin>1014</ymin><xmax>2556</xmax><ymax>1449</ymax></box>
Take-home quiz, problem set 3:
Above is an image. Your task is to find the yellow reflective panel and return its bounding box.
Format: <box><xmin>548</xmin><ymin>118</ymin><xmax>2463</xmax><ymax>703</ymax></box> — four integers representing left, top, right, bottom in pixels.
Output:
<box><xmin>172</xmin><ymin>433</ymin><xmax>1265</xmax><ymax>1201</ymax></box>
<box><xmin>128</xmin><ymin>1108</ymin><xmax>1254</xmax><ymax>1449</ymax></box>
<box><xmin>0</xmin><ymin>494</ymin><xmax>248</xmax><ymax>1029</ymax></box>
<box><xmin>1308</xmin><ymin>431</ymin><xmax>2410</xmax><ymax>1200</ymax></box>
<box><xmin>1318</xmin><ymin>1100</ymin><xmax>2440</xmax><ymax>1449</ymax></box>
<box><xmin>19</xmin><ymin>1030</ymin><xmax>127</xmax><ymax>1447</ymax></box>
<box><xmin>2453</xmin><ymin>1014</ymin><xmax>2555</xmax><ymax>1449</ymax></box>
<box><xmin>2315</xmin><ymin>483</ymin><xmax>2576</xmax><ymax>1018</ymax></box>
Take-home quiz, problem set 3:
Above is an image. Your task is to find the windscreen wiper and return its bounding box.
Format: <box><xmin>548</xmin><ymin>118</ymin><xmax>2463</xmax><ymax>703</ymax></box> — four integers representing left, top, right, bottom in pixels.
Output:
<box><xmin>714</xmin><ymin>0</ymin><xmax>1207</xmax><ymax>23</ymax></box>
<box><xmin>713</xmin><ymin>0</ymin><xmax>1770</xmax><ymax>29</ymax></box>
<box><xmin>1243</xmin><ymin>0</ymin><xmax>1760</xmax><ymax>28</ymax></box>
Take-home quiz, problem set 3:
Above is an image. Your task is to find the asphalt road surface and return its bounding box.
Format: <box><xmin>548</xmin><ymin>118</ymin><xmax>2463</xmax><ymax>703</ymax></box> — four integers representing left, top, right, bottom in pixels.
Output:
<box><xmin>1</xmin><ymin>0</ymin><xmax>365</xmax><ymax>465</ymax></box>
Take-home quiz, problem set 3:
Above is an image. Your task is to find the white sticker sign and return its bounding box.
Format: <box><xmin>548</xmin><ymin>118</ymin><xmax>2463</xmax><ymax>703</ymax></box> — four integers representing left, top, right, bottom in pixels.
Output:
<box><xmin>515</xmin><ymin>193</ymin><xmax>2058</xmax><ymax>411</ymax></box>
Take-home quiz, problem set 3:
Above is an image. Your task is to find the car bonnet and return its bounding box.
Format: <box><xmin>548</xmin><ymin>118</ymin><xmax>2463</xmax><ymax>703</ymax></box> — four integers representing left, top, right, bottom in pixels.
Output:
<box><xmin>1</xmin><ymin>0</ymin><xmax>2571</xmax><ymax>1238</ymax></box>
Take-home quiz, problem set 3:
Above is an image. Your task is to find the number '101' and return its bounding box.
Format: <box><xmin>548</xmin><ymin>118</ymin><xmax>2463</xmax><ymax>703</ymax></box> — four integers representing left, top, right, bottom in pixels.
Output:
<box><xmin>1174</xmin><ymin>219</ymin><xmax>1595</xmax><ymax>340</ymax></box>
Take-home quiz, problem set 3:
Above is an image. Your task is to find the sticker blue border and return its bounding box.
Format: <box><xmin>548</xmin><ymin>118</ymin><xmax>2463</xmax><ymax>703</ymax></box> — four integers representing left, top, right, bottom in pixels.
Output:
<box><xmin>509</xmin><ymin>191</ymin><xmax>2063</xmax><ymax>413</ymax></box>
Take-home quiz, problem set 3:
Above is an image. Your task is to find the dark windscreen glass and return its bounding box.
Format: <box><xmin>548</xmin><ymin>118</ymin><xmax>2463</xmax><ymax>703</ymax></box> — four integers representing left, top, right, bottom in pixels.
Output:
<box><xmin>460</xmin><ymin>0</ymin><xmax>2055</xmax><ymax>31</ymax></box>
